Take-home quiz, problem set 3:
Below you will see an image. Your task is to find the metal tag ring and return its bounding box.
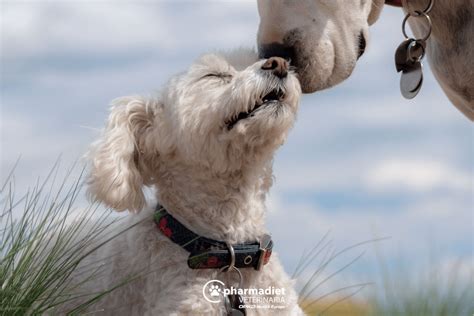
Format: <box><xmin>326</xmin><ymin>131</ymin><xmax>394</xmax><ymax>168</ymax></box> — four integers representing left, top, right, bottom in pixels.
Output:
<box><xmin>407</xmin><ymin>40</ymin><xmax>426</xmax><ymax>62</ymax></box>
<box><xmin>402</xmin><ymin>0</ymin><xmax>434</xmax><ymax>15</ymax></box>
<box><xmin>402</xmin><ymin>11</ymin><xmax>432</xmax><ymax>42</ymax></box>
<box><xmin>220</xmin><ymin>265</ymin><xmax>243</xmax><ymax>289</ymax></box>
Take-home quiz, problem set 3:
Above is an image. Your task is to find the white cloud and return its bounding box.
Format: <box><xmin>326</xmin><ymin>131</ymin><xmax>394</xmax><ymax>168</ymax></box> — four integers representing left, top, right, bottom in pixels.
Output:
<box><xmin>366</xmin><ymin>158</ymin><xmax>472</xmax><ymax>193</ymax></box>
<box><xmin>2</xmin><ymin>3</ymin><xmax>170</xmax><ymax>58</ymax></box>
<box><xmin>1</xmin><ymin>1</ymin><xmax>257</xmax><ymax>61</ymax></box>
<box><xmin>272</xmin><ymin>153</ymin><xmax>471</xmax><ymax>196</ymax></box>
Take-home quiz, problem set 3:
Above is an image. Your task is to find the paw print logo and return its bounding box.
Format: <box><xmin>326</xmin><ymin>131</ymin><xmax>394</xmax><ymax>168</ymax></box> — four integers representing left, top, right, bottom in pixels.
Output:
<box><xmin>203</xmin><ymin>280</ymin><xmax>226</xmax><ymax>303</ymax></box>
<box><xmin>209</xmin><ymin>284</ymin><xmax>221</xmax><ymax>297</ymax></box>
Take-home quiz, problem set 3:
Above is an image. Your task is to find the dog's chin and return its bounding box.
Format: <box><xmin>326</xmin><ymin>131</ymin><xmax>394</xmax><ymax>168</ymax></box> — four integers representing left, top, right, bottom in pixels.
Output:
<box><xmin>297</xmin><ymin>63</ymin><xmax>354</xmax><ymax>93</ymax></box>
<box><xmin>223</xmin><ymin>98</ymin><xmax>295</xmax><ymax>152</ymax></box>
<box><xmin>290</xmin><ymin>37</ymin><xmax>357</xmax><ymax>93</ymax></box>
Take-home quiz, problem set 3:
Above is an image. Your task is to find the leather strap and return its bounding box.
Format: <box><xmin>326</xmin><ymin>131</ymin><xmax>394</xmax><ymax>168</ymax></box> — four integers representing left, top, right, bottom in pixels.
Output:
<box><xmin>154</xmin><ymin>204</ymin><xmax>273</xmax><ymax>270</ymax></box>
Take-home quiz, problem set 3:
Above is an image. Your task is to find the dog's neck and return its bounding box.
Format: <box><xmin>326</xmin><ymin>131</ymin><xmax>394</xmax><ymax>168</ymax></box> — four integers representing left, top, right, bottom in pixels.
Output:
<box><xmin>154</xmin><ymin>161</ymin><xmax>273</xmax><ymax>243</ymax></box>
<box><xmin>406</xmin><ymin>0</ymin><xmax>470</xmax><ymax>45</ymax></box>
<box><xmin>406</xmin><ymin>0</ymin><xmax>474</xmax><ymax>119</ymax></box>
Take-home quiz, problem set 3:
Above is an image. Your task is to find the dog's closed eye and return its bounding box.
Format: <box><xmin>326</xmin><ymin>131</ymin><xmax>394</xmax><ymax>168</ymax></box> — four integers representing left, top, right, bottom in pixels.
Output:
<box><xmin>200</xmin><ymin>73</ymin><xmax>233</xmax><ymax>83</ymax></box>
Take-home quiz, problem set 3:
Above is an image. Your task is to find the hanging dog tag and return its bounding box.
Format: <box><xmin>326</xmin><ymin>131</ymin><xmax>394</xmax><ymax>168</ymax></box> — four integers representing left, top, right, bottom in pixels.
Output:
<box><xmin>395</xmin><ymin>39</ymin><xmax>415</xmax><ymax>72</ymax></box>
<box><xmin>400</xmin><ymin>62</ymin><xmax>423</xmax><ymax>99</ymax></box>
<box><xmin>395</xmin><ymin>39</ymin><xmax>425</xmax><ymax>99</ymax></box>
<box><xmin>221</xmin><ymin>264</ymin><xmax>246</xmax><ymax>316</ymax></box>
<box><xmin>224</xmin><ymin>294</ymin><xmax>246</xmax><ymax>316</ymax></box>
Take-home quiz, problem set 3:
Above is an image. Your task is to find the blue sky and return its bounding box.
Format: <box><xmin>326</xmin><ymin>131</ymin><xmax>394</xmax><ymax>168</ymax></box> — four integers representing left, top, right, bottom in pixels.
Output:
<box><xmin>1</xmin><ymin>0</ymin><xmax>472</xmax><ymax>298</ymax></box>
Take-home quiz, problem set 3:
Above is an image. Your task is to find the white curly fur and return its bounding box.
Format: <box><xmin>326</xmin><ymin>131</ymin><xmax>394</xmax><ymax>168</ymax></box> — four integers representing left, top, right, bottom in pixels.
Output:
<box><xmin>84</xmin><ymin>49</ymin><xmax>304</xmax><ymax>315</ymax></box>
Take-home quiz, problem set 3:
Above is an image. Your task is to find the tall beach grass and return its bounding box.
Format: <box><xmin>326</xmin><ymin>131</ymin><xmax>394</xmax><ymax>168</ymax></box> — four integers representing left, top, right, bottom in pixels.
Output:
<box><xmin>366</xmin><ymin>247</ymin><xmax>474</xmax><ymax>316</ymax></box>
<box><xmin>0</xmin><ymin>162</ymin><xmax>140</xmax><ymax>315</ymax></box>
<box><xmin>298</xmin><ymin>233</ymin><xmax>473</xmax><ymax>316</ymax></box>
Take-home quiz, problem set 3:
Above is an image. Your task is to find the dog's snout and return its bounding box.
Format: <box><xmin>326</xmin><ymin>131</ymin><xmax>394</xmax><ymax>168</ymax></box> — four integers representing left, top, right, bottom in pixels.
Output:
<box><xmin>261</xmin><ymin>57</ymin><xmax>289</xmax><ymax>78</ymax></box>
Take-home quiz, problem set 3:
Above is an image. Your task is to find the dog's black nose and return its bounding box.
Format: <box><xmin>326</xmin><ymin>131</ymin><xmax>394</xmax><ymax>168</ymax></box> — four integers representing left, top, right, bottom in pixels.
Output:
<box><xmin>261</xmin><ymin>57</ymin><xmax>289</xmax><ymax>78</ymax></box>
<box><xmin>259</xmin><ymin>43</ymin><xmax>295</xmax><ymax>62</ymax></box>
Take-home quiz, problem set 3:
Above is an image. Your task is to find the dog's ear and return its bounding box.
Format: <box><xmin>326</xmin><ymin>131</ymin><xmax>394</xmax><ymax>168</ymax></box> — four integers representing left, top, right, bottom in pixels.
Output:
<box><xmin>87</xmin><ymin>96</ymin><xmax>154</xmax><ymax>213</ymax></box>
<box><xmin>368</xmin><ymin>0</ymin><xmax>385</xmax><ymax>25</ymax></box>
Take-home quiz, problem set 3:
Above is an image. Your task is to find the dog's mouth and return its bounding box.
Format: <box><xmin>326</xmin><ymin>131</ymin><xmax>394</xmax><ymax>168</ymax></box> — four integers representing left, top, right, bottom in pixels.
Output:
<box><xmin>226</xmin><ymin>88</ymin><xmax>285</xmax><ymax>130</ymax></box>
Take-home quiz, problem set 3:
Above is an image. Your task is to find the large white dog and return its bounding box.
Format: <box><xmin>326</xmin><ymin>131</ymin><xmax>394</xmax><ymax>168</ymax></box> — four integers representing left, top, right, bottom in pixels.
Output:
<box><xmin>85</xmin><ymin>51</ymin><xmax>304</xmax><ymax>315</ymax></box>
<box><xmin>257</xmin><ymin>0</ymin><xmax>473</xmax><ymax>120</ymax></box>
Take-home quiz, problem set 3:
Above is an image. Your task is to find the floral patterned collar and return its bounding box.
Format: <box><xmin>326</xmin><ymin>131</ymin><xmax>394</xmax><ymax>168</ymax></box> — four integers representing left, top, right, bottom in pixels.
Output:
<box><xmin>154</xmin><ymin>204</ymin><xmax>273</xmax><ymax>270</ymax></box>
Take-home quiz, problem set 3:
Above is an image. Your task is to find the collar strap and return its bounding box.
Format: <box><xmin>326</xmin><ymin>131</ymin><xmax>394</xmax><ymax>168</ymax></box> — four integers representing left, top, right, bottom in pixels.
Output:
<box><xmin>153</xmin><ymin>204</ymin><xmax>273</xmax><ymax>270</ymax></box>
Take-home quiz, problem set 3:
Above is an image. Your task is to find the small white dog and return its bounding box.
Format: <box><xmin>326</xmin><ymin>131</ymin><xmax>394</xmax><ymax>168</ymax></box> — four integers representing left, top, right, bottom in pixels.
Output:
<box><xmin>85</xmin><ymin>50</ymin><xmax>304</xmax><ymax>315</ymax></box>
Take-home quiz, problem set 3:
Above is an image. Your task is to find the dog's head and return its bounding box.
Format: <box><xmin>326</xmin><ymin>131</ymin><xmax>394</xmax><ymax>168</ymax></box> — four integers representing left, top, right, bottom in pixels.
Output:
<box><xmin>87</xmin><ymin>51</ymin><xmax>301</xmax><ymax>212</ymax></box>
<box><xmin>257</xmin><ymin>0</ymin><xmax>385</xmax><ymax>93</ymax></box>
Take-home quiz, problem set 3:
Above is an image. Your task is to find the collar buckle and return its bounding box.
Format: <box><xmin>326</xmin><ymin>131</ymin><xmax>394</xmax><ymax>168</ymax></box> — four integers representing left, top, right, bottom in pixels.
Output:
<box><xmin>256</xmin><ymin>234</ymin><xmax>272</xmax><ymax>271</ymax></box>
<box><xmin>222</xmin><ymin>242</ymin><xmax>236</xmax><ymax>272</ymax></box>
